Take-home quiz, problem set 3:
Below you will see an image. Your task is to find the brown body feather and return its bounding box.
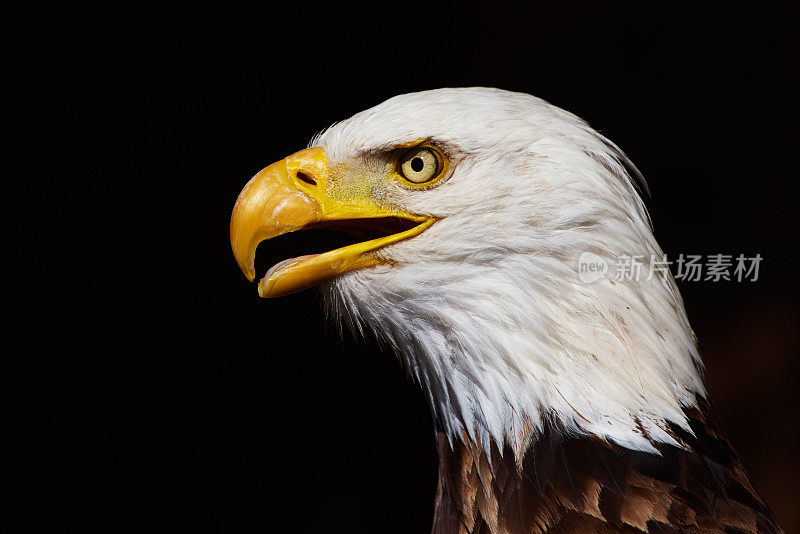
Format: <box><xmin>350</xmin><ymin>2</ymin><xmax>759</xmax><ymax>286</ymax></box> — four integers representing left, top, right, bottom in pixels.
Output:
<box><xmin>432</xmin><ymin>396</ymin><xmax>781</xmax><ymax>533</ymax></box>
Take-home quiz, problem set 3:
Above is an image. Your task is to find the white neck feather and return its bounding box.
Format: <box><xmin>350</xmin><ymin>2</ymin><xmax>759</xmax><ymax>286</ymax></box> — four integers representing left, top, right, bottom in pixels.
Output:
<box><xmin>324</xmin><ymin>249</ymin><xmax>704</xmax><ymax>458</ymax></box>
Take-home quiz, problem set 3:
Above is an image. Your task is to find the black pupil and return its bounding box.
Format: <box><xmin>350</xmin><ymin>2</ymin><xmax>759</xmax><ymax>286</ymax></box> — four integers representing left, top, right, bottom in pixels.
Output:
<box><xmin>410</xmin><ymin>156</ymin><xmax>424</xmax><ymax>172</ymax></box>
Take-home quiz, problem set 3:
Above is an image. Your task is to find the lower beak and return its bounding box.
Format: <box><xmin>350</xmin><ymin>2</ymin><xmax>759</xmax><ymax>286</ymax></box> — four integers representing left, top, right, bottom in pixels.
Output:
<box><xmin>230</xmin><ymin>147</ymin><xmax>433</xmax><ymax>297</ymax></box>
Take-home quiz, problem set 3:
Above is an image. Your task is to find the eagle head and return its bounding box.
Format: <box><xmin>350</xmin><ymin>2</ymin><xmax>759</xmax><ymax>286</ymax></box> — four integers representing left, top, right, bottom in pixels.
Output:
<box><xmin>231</xmin><ymin>87</ymin><xmax>703</xmax><ymax>457</ymax></box>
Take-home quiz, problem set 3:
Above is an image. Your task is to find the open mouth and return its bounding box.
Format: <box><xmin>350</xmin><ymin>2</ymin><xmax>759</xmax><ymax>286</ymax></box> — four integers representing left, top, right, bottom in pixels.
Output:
<box><xmin>253</xmin><ymin>217</ymin><xmax>422</xmax><ymax>280</ymax></box>
<box><xmin>252</xmin><ymin>215</ymin><xmax>434</xmax><ymax>297</ymax></box>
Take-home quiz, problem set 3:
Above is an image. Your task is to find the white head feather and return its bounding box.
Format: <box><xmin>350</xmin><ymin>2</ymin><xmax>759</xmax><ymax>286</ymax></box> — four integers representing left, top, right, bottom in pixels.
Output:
<box><xmin>313</xmin><ymin>88</ymin><xmax>705</xmax><ymax>457</ymax></box>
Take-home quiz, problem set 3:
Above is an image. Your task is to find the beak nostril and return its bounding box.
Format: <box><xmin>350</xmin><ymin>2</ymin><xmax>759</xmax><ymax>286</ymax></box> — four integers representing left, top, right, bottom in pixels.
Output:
<box><xmin>296</xmin><ymin>171</ymin><xmax>317</xmax><ymax>186</ymax></box>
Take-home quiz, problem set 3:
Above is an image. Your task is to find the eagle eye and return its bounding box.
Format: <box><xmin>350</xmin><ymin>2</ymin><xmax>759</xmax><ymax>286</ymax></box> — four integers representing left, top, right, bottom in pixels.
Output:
<box><xmin>398</xmin><ymin>146</ymin><xmax>441</xmax><ymax>184</ymax></box>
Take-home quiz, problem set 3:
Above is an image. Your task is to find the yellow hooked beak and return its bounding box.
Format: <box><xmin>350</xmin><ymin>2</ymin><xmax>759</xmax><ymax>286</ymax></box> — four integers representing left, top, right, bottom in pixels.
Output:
<box><xmin>230</xmin><ymin>147</ymin><xmax>434</xmax><ymax>298</ymax></box>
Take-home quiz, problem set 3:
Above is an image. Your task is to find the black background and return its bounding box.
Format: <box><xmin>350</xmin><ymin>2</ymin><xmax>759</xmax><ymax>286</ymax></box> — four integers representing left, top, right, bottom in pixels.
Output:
<box><xmin>8</xmin><ymin>4</ymin><xmax>799</xmax><ymax>532</ymax></box>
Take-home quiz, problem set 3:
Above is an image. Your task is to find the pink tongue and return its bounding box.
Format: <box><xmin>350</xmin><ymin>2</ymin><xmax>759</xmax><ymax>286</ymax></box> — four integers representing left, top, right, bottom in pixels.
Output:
<box><xmin>263</xmin><ymin>254</ymin><xmax>319</xmax><ymax>281</ymax></box>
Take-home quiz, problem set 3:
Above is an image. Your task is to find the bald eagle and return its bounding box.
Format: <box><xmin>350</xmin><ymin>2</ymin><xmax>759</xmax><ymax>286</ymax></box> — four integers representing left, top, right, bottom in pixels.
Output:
<box><xmin>230</xmin><ymin>88</ymin><xmax>780</xmax><ymax>533</ymax></box>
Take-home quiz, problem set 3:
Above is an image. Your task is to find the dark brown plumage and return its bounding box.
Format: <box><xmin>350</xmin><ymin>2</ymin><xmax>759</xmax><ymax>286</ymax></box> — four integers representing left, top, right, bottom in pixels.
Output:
<box><xmin>432</xmin><ymin>396</ymin><xmax>781</xmax><ymax>533</ymax></box>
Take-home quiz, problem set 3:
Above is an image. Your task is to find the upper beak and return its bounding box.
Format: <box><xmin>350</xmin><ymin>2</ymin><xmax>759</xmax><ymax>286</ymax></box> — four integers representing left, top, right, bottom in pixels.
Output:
<box><xmin>230</xmin><ymin>147</ymin><xmax>433</xmax><ymax>298</ymax></box>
